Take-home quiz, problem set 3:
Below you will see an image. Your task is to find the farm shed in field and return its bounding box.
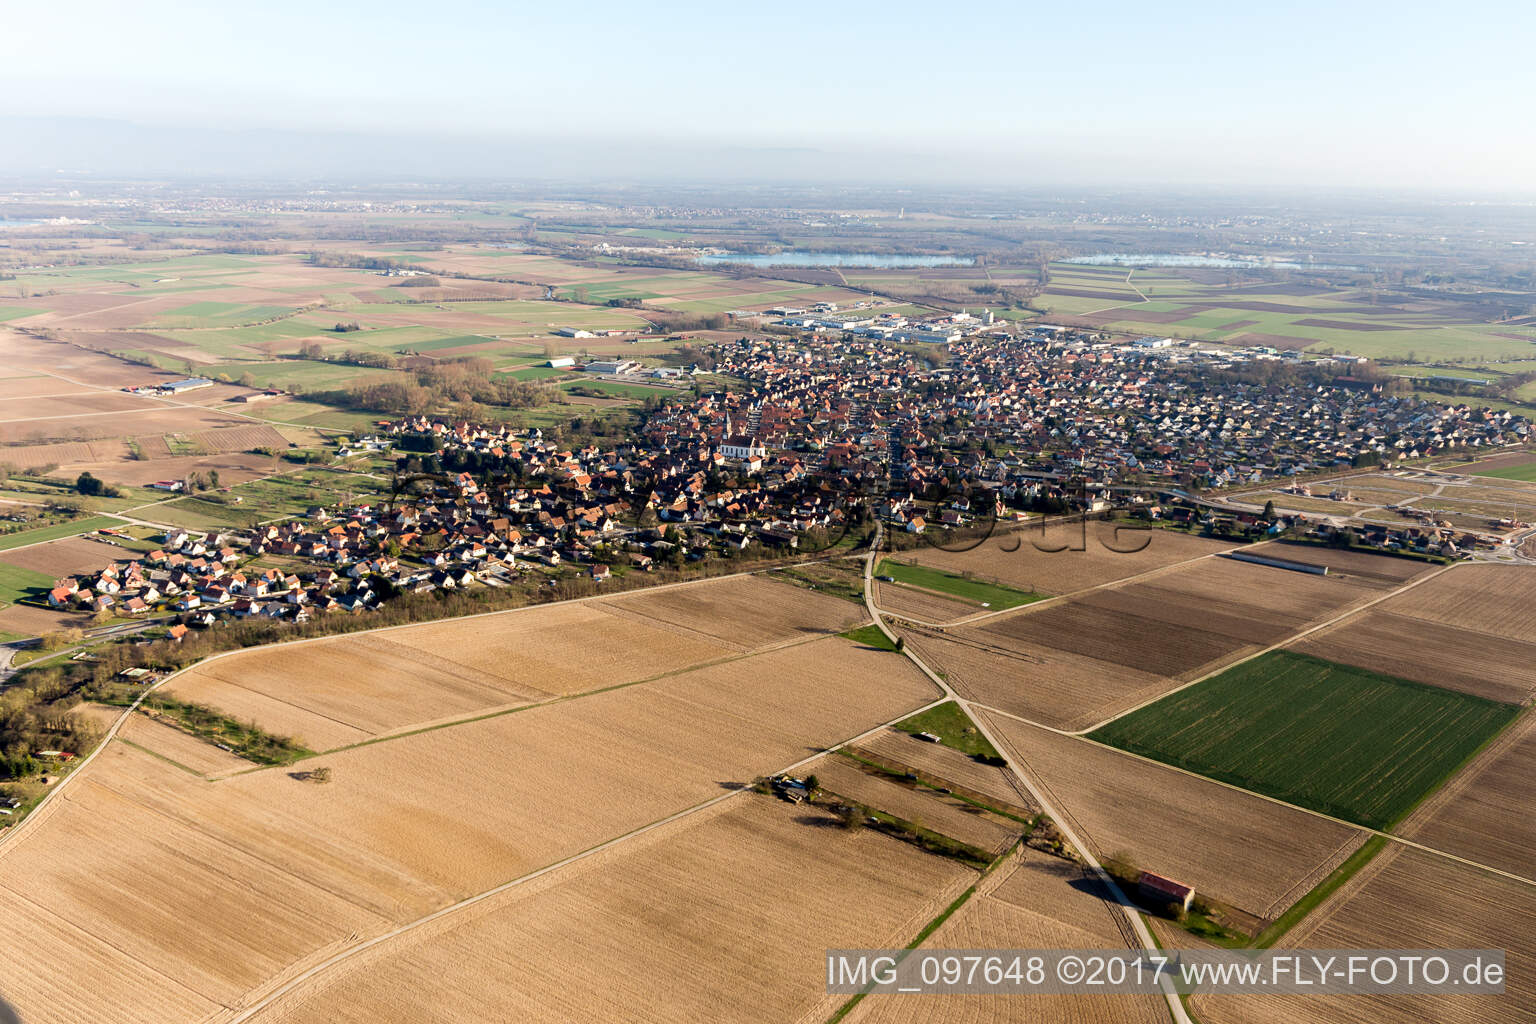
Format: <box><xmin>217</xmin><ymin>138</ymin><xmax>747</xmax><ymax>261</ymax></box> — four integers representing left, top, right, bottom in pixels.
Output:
<box><xmin>1139</xmin><ymin>871</ymin><xmax>1194</xmax><ymax>912</ymax></box>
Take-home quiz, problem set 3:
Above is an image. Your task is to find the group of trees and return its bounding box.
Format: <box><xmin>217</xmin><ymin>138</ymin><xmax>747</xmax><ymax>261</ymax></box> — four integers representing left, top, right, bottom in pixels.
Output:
<box><xmin>74</xmin><ymin>472</ymin><xmax>121</xmax><ymax>498</ymax></box>
<box><xmin>319</xmin><ymin>356</ymin><xmax>551</xmax><ymax>418</ymax></box>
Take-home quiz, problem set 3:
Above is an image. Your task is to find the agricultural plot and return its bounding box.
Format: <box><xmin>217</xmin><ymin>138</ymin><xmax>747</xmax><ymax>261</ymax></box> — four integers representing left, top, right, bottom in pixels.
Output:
<box><xmin>0</xmin><ymin>561</ymin><xmax>55</xmax><ymax>606</ymax></box>
<box><xmin>160</xmin><ymin>592</ymin><xmax>749</xmax><ymax>747</ymax></box>
<box><xmin>598</xmin><ymin>572</ymin><xmax>866</xmax><ymax>651</ymax></box>
<box><xmin>0</xmin><ymin>534</ymin><xmax>122</xmax><ymax>578</ymax></box>
<box><xmin>245</xmin><ymin>795</ymin><xmax>974</xmax><ymax>1024</ymax></box>
<box><xmin>873</xmin><ymin>579</ymin><xmax>978</xmax><ymax>624</ymax></box>
<box><xmin>894</xmin><ymin>524</ymin><xmax>1235</xmax><ymax>597</ymax></box>
<box><xmin>0</xmin><ymin>515</ymin><xmax>122</xmax><ymax>552</ymax></box>
<box><xmin>843</xmin><ymin>846</ymin><xmax>1169</xmax><ymax>1024</ymax></box>
<box><xmin>1090</xmin><ymin>651</ymin><xmax>1521</xmax><ymax>829</ymax></box>
<box><xmin>856</xmin><ymin>727</ymin><xmax>1037</xmax><ymax>811</ymax></box>
<box><xmin>1189</xmin><ymin>846</ymin><xmax>1536</xmax><ymax>1024</ymax></box>
<box><xmin>913</xmin><ymin>620</ymin><xmax>1194</xmax><ymax>732</ymax></box>
<box><xmin>982</xmin><ymin>712</ymin><xmax>1369</xmax><ymax>920</ymax></box>
<box><xmin>118</xmin><ymin>713</ymin><xmax>254</xmax><ymax>778</ymax></box>
<box><xmin>1292</xmin><ymin>609</ymin><xmax>1536</xmax><ymax>704</ymax></box>
<box><xmin>1465</xmin><ymin>453</ymin><xmax>1536</xmax><ymax>481</ymax></box>
<box><xmin>914</xmin><ymin>555</ymin><xmax>1379</xmax><ymax>730</ymax></box>
<box><xmin>876</xmin><ymin>557</ymin><xmax>1042</xmax><ymax>609</ymax></box>
<box><xmin>0</xmin><ymin>632</ymin><xmax>941</xmax><ymax>1024</ymax></box>
<box><xmin>1245</xmin><ymin>542</ymin><xmax>1433</xmax><ymax>586</ymax></box>
<box><xmin>1383</xmin><ymin>564</ymin><xmax>1536</xmax><ymax>643</ymax></box>
<box><xmin>1395</xmin><ymin>713</ymin><xmax>1536</xmax><ymax>880</ymax></box>
<box><xmin>811</xmin><ymin>755</ymin><xmax>1022</xmax><ymax>855</ymax></box>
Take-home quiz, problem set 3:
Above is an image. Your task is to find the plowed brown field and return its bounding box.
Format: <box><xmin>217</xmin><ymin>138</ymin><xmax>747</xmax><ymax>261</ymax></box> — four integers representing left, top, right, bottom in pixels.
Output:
<box><xmin>1395</xmin><ymin>713</ymin><xmax>1536</xmax><ymax>880</ymax></box>
<box><xmin>162</xmin><ymin>575</ymin><xmax>845</xmax><ymax>747</ymax></box>
<box><xmin>895</xmin><ymin>525</ymin><xmax>1235</xmax><ymax>596</ymax></box>
<box><xmin>981</xmin><ymin>711</ymin><xmax>1369</xmax><ymax>919</ymax></box>
<box><xmin>0</xmin><ymin>631</ymin><xmax>940</xmax><ymax>1024</ymax></box>
<box><xmin>1383</xmin><ymin>564</ymin><xmax>1536</xmax><ymax>643</ymax></box>
<box><xmin>1292</xmin><ymin>609</ymin><xmax>1536</xmax><ymax>704</ymax></box>
<box><xmin>1190</xmin><ymin>845</ymin><xmax>1536</xmax><ymax>1024</ymax></box>
<box><xmin>842</xmin><ymin>846</ymin><xmax>1167</xmax><ymax>1024</ymax></box>
<box><xmin>247</xmin><ymin>795</ymin><xmax>975</xmax><ymax>1024</ymax></box>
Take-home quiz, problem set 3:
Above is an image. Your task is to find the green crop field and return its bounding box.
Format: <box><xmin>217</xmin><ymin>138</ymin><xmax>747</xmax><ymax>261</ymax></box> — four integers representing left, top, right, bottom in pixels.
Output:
<box><xmin>0</xmin><ymin>306</ymin><xmax>44</xmax><ymax>322</ymax></box>
<box><xmin>1091</xmin><ymin>651</ymin><xmax>1520</xmax><ymax>829</ymax></box>
<box><xmin>0</xmin><ymin>562</ymin><xmax>56</xmax><ymax>606</ymax></box>
<box><xmin>1470</xmin><ymin>460</ymin><xmax>1536</xmax><ymax>482</ymax></box>
<box><xmin>877</xmin><ymin>558</ymin><xmax>1042</xmax><ymax>609</ymax></box>
<box><xmin>0</xmin><ymin>515</ymin><xmax>124</xmax><ymax>551</ymax></box>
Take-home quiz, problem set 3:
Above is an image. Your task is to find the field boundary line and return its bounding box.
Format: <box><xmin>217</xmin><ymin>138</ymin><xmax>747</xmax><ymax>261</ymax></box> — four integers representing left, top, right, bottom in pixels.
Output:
<box><xmin>1071</xmin><ymin>560</ymin><xmax>1459</xmax><ymax>735</ymax></box>
<box><xmin>218</xmin><ymin>693</ymin><xmax>950</xmax><ymax>1022</ymax></box>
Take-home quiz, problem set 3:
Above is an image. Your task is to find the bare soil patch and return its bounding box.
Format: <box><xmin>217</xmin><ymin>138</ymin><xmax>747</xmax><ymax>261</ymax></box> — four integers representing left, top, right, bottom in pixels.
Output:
<box><xmin>1291</xmin><ymin>609</ymin><xmax>1536</xmax><ymax>704</ymax></box>
<box><xmin>1383</xmin><ymin>563</ymin><xmax>1536</xmax><ymax>643</ymax></box>
<box><xmin>981</xmin><ymin>711</ymin><xmax>1369</xmax><ymax>919</ymax></box>
<box><xmin>875</xmin><ymin>580</ymin><xmax>978</xmax><ymax>623</ymax></box>
<box><xmin>1190</xmin><ymin>846</ymin><xmax>1536</xmax><ymax>1024</ymax></box>
<box><xmin>897</xmin><ymin>524</ymin><xmax>1235</xmax><ymax>597</ymax></box>
<box><xmin>856</xmin><ymin>728</ymin><xmax>1038</xmax><ymax>811</ymax></box>
<box><xmin>0</xmin><ymin>534</ymin><xmax>121</xmax><ymax>577</ymax></box>
<box><xmin>1395</xmin><ymin>713</ymin><xmax>1536</xmax><ymax>879</ymax></box>
<box><xmin>844</xmin><ymin>845</ymin><xmax>1167</xmax><ymax>1024</ymax></box>
<box><xmin>248</xmin><ymin>795</ymin><xmax>974</xmax><ymax>1024</ymax></box>
<box><xmin>600</xmin><ymin>573</ymin><xmax>864</xmax><ymax>651</ymax></box>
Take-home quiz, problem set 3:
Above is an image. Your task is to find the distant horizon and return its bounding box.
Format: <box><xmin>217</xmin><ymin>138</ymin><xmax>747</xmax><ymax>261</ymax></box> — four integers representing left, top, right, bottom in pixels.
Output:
<box><xmin>5</xmin><ymin>0</ymin><xmax>1535</xmax><ymax>194</ymax></box>
<box><xmin>5</xmin><ymin>115</ymin><xmax>1536</xmax><ymax>204</ymax></box>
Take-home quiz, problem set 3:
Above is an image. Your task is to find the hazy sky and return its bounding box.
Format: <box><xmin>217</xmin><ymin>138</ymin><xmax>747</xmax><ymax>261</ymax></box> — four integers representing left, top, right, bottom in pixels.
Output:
<box><xmin>5</xmin><ymin>0</ymin><xmax>1535</xmax><ymax>190</ymax></box>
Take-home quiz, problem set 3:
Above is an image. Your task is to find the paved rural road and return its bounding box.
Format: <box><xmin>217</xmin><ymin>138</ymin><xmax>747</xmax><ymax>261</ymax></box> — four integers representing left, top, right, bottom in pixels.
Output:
<box><xmin>860</xmin><ymin>523</ymin><xmax>1196</xmax><ymax>1024</ymax></box>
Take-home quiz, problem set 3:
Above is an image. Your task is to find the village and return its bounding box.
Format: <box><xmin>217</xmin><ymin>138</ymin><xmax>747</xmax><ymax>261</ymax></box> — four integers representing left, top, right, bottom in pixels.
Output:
<box><xmin>33</xmin><ymin>318</ymin><xmax>1532</xmax><ymax>641</ymax></box>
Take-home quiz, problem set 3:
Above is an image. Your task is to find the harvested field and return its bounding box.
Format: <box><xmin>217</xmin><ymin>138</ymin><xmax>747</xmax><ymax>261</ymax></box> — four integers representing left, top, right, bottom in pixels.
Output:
<box><xmin>119</xmin><ymin>712</ymin><xmax>257</xmax><ymax>777</ymax></box>
<box><xmin>0</xmin><ymin>601</ymin><xmax>88</xmax><ymax>635</ymax></box>
<box><xmin>1396</xmin><ymin>712</ymin><xmax>1536</xmax><ymax>879</ymax></box>
<box><xmin>1384</xmin><ymin>564</ymin><xmax>1536</xmax><ymax>643</ymax></box>
<box><xmin>1292</xmin><ymin>609</ymin><xmax>1536</xmax><ymax>704</ymax></box>
<box><xmin>163</xmin><ymin>597</ymin><xmax>744</xmax><ymax>746</ymax></box>
<box><xmin>0</xmin><ymin>636</ymin><xmax>940</xmax><ymax>1024</ymax></box>
<box><xmin>895</xmin><ymin>525</ymin><xmax>1235</xmax><ymax>596</ymax></box>
<box><xmin>0</xmin><ymin>534</ymin><xmax>120</xmax><ymax>576</ymax></box>
<box><xmin>844</xmin><ymin>845</ymin><xmax>1168</xmax><ymax>1024</ymax></box>
<box><xmin>981</xmin><ymin>602</ymin><xmax>1241</xmax><ymax>678</ymax></box>
<box><xmin>900</xmin><ymin>623</ymin><xmax>1176</xmax><ymax>731</ymax></box>
<box><xmin>982</xmin><ymin>711</ymin><xmax>1370</xmax><ymax>919</ymax></box>
<box><xmin>814</xmin><ymin>755</ymin><xmax>1024</xmax><ymax>854</ymax></box>
<box><xmin>187</xmin><ymin>423</ymin><xmax>289</xmax><ymax>453</ymax></box>
<box><xmin>1091</xmin><ymin>651</ymin><xmax>1520</xmax><ymax>829</ymax></box>
<box><xmin>599</xmin><ymin>572</ymin><xmax>865</xmax><ymax>651</ymax></box>
<box><xmin>1191</xmin><ymin>845</ymin><xmax>1536</xmax><ymax>1024</ymax></box>
<box><xmin>875</xmin><ymin>580</ymin><xmax>978</xmax><ymax>623</ymax></box>
<box><xmin>856</xmin><ymin>727</ymin><xmax>1038</xmax><ymax>811</ymax></box>
<box><xmin>249</xmin><ymin>795</ymin><xmax>974</xmax><ymax>1024</ymax></box>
